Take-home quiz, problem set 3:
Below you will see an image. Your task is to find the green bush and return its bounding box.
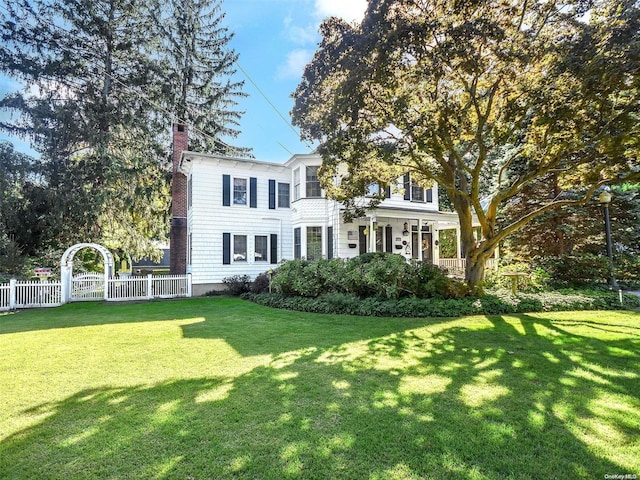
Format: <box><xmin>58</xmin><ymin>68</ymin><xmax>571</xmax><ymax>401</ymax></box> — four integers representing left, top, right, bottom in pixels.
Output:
<box><xmin>269</xmin><ymin>254</ymin><xmax>467</xmax><ymax>300</ymax></box>
<box><xmin>484</xmin><ymin>262</ymin><xmax>550</xmax><ymax>292</ymax></box>
<box><xmin>243</xmin><ymin>290</ymin><xmax>640</xmax><ymax>317</ymax></box>
<box><xmin>250</xmin><ymin>272</ymin><xmax>271</xmax><ymax>294</ymax></box>
<box><xmin>222</xmin><ymin>274</ymin><xmax>252</xmax><ymax>296</ymax></box>
<box><xmin>616</xmin><ymin>253</ymin><xmax>640</xmax><ymax>286</ymax></box>
<box><xmin>534</xmin><ymin>254</ymin><xmax>611</xmax><ymax>286</ymax></box>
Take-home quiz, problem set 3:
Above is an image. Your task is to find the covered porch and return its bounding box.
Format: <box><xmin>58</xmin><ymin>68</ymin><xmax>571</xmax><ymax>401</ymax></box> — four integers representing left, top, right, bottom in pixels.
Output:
<box><xmin>341</xmin><ymin>210</ymin><xmax>497</xmax><ymax>276</ymax></box>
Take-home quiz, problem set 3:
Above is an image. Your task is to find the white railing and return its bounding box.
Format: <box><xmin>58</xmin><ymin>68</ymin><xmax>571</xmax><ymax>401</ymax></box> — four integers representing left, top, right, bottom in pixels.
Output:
<box><xmin>0</xmin><ymin>274</ymin><xmax>191</xmax><ymax>310</ymax></box>
<box><xmin>439</xmin><ymin>258</ymin><xmax>496</xmax><ymax>275</ymax></box>
<box><xmin>0</xmin><ymin>279</ymin><xmax>63</xmax><ymax>311</ymax></box>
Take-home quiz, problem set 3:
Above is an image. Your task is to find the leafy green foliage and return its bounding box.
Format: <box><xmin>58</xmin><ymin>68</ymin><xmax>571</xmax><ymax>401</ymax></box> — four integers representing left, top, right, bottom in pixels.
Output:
<box><xmin>245</xmin><ymin>290</ymin><xmax>640</xmax><ymax>317</ymax></box>
<box><xmin>533</xmin><ymin>254</ymin><xmax>612</xmax><ymax>287</ymax></box>
<box><xmin>292</xmin><ymin>0</ymin><xmax>640</xmax><ymax>289</ymax></box>
<box><xmin>222</xmin><ymin>274</ymin><xmax>251</xmax><ymax>296</ymax></box>
<box><xmin>269</xmin><ymin>254</ymin><xmax>466</xmax><ymax>300</ymax></box>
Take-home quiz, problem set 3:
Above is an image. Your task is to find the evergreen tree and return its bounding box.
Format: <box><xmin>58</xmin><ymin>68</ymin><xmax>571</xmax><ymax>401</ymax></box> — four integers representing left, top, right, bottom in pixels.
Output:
<box><xmin>152</xmin><ymin>0</ymin><xmax>249</xmax><ymax>155</ymax></box>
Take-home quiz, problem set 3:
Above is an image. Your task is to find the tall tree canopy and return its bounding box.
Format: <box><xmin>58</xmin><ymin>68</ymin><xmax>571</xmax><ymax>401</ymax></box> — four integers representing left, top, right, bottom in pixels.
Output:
<box><xmin>152</xmin><ymin>0</ymin><xmax>248</xmax><ymax>155</ymax></box>
<box><xmin>0</xmin><ymin>0</ymin><xmax>246</xmax><ymax>261</ymax></box>
<box><xmin>292</xmin><ymin>0</ymin><xmax>640</xmax><ymax>289</ymax></box>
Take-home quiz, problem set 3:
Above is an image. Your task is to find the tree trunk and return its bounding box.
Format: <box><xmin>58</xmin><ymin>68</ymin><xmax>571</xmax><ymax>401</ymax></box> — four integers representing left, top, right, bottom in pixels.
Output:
<box><xmin>465</xmin><ymin>252</ymin><xmax>487</xmax><ymax>293</ymax></box>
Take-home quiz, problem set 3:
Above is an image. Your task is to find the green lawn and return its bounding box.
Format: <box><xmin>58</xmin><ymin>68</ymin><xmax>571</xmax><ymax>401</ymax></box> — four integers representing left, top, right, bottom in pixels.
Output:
<box><xmin>1</xmin><ymin>298</ymin><xmax>639</xmax><ymax>479</ymax></box>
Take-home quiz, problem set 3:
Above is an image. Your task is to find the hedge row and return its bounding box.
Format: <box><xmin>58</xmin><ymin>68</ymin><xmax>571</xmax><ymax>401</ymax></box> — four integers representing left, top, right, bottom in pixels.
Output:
<box><xmin>242</xmin><ymin>290</ymin><xmax>640</xmax><ymax>318</ymax></box>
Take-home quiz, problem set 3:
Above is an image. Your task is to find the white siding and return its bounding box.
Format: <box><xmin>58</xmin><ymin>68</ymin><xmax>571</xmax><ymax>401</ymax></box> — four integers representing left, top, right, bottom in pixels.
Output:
<box><xmin>186</xmin><ymin>156</ymin><xmax>291</xmax><ymax>285</ymax></box>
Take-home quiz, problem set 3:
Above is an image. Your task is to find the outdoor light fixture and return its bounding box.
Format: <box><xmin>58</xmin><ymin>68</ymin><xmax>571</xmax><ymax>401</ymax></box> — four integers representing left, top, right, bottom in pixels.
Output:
<box><xmin>598</xmin><ymin>189</ymin><xmax>619</xmax><ymax>290</ymax></box>
<box><xmin>402</xmin><ymin>222</ymin><xmax>409</xmax><ymax>235</ymax></box>
<box><xmin>363</xmin><ymin>227</ymin><xmax>370</xmax><ymax>236</ymax></box>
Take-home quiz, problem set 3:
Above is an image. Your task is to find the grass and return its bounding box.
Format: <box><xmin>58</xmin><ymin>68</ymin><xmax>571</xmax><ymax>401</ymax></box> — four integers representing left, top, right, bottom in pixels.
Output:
<box><xmin>1</xmin><ymin>297</ymin><xmax>639</xmax><ymax>479</ymax></box>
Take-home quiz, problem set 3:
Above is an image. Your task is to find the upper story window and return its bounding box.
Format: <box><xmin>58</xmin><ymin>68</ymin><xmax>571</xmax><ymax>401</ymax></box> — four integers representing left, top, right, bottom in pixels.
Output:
<box><xmin>404</xmin><ymin>173</ymin><xmax>433</xmax><ymax>203</ymax></box>
<box><xmin>233</xmin><ymin>178</ymin><xmax>247</xmax><ymax>205</ymax></box>
<box><xmin>411</xmin><ymin>182</ymin><xmax>425</xmax><ymax>202</ymax></box>
<box><xmin>293</xmin><ymin>168</ymin><xmax>301</xmax><ymax>201</ymax></box>
<box><xmin>306</xmin><ymin>166</ymin><xmax>321</xmax><ymax>198</ymax></box>
<box><xmin>278</xmin><ymin>183</ymin><xmax>290</xmax><ymax>208</ymax></box>
<box><xmin>366</xmin><ymin>183</ymin><xmax>381</xmax><ymax>197</ymax></box>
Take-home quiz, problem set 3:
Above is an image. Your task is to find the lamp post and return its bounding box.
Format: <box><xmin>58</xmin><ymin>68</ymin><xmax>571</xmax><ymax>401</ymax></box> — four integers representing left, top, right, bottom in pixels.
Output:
<box><xmin>598</xmin><ymin>190</ymin><xmax>619</xmax><ymax>290</ymax></box>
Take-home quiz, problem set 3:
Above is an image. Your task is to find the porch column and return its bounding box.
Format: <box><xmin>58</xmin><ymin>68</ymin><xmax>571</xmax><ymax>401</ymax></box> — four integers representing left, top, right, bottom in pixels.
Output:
<box><xmin>418</xmin><ymin>219</ymin><xmax>423</xmax><ymax>261</ymax></box>
<box><xmin>369</xmin><ymin>216</ymin><xmax>376</xmax><ymax>252</ymax></box>
<box><xmin>433</xmin><ymin>226</ymin><xmax>440</xmax><ymax>266</ymax></box>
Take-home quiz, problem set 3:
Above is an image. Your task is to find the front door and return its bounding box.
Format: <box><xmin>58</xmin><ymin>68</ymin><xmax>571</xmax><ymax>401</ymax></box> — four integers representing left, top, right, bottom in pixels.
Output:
<box><xmin>422</xmin><ymin>233</ymin><xmax>433</xmax><ymax>263</ymax></box>
<box><xmin>359</xmin><ymin>226</ymin><xmax>367</xmax><ymax>254</ymax></box>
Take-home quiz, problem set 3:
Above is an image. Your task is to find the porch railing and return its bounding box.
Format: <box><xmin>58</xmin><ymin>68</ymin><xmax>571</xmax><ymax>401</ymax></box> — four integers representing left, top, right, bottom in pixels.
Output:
<box><xmin>438</xmin><ymin>258</ymin><xmax>496</xmax><ymax>276</ymax></box>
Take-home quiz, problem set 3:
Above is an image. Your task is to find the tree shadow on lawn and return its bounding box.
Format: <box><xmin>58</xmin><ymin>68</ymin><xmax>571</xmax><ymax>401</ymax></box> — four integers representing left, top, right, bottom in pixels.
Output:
<box><xmin>2</xmin><ymin>313</ymin><xmax>638</xmax><ymax>479</ymax></box>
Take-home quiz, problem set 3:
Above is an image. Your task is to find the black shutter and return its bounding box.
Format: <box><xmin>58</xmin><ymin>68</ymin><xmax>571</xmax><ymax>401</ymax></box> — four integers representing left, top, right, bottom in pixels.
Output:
<box><xmin>426</xmin><ymin>188</ymin><xmax>433</xmax><ymax>202</ymax></box>
<box><xmin>403</xmin><ymin>174</ymin><xmax>411</xmax><ymax>200</ymax></box>
<box><xmin>250</xmin><ymin>177</ymin><xmax>257</xmax><ymax>208</ymax></box>
<box><xmin>222</xmin><ymin>175</ymin><xmax>231</xmax><ymax>206</ymax></box>
<box><xmin>385</xmin><ymin>226</ymin><xmax>393</xmax><ymax>253</ymax></box>
<box><xmin>385</xmin><ymin>185</ymin><xmax>391</xmax><ymax>198</ymax></box>
<box><xmin>268</xmin><ymin>180</ymin><xmax>276</xmax><ymax>209</ymax></box>
<box><xmin>223</xmin><ymin>233</ymin><xmax>231</xmax><ymax>264</ymax></box>
<box><xmin>270</xmin><ymin>234</ymin><xmax>278</xmax><ymax>264</ymax></box>
<box><xmin>327</xmin><ymin>227</ymin><xmax>334</xmax><ymax>259</ymax></box>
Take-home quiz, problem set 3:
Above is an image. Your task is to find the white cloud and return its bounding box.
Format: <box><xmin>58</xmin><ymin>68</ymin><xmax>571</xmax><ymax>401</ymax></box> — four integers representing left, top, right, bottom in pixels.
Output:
<box><xmin>283</xmin><ymin>15</ymin><xmax>318</xmax><ymax>45</ymax></box>
<box><xmin>276</xmin><ymin>49</ymin><xmax>314</xmax><ymax>80</ymax></box>
<box><xmin>314</xmin><ymin>0</ymin><xmax>367</xmax><ymax>22</ymax></box>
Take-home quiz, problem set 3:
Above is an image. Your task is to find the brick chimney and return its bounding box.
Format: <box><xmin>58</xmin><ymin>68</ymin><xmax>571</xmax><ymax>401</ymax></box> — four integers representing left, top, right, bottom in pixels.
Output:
<box><xmin>170</xmin><ymin>123</ymin><xmax>188</xmax><ymax>275</ymax></box>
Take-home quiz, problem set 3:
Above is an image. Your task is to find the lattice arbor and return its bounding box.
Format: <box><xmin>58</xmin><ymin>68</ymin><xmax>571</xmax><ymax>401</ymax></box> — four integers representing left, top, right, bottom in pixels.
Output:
<box><xmin>60</xmin><ymin>243</ymin><xmax>114</xmax><ymax>302</ymax></box>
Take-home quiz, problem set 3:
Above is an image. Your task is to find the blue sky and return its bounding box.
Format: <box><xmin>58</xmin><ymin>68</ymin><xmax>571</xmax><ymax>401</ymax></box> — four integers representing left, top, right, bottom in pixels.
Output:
<box><xmin>0</xmin><ymin>0</ymin><xmax>367</xmax><ymax>163</ymax></box>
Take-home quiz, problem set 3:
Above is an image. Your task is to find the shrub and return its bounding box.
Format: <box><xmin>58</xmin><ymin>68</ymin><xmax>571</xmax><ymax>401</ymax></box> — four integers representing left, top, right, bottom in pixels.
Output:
<box><xmin>222</xmin><ymin>274</ymin><xmax>252</xmax><ymax>296</ymax></box>
<box><xmin>344</xmin><ymin>253</ymin><xmax>409</xmax><ymax>299</ymax></box>
<box><xmin>484</xmin><ymin>262</ymin><xmax>550</xmax><ymax>292</ymax></box>
<box><xmin>243</xmin><ymin>289</ymin><xmax>639</xmax><ymax>317</ymax></box>
<box><xmin>534</xmin><ymin>254</ymin><xmax>611</xmax><ymax>286</ymax></box>
<box><xmin>402</xmin><ymin>261</ymin><xmax>468</xmax><ymax>299</ymax></box>
<box><xmin>251</xmin><ymin>272</ymin><xmax>271</xmax><ymax>294</ymax></box>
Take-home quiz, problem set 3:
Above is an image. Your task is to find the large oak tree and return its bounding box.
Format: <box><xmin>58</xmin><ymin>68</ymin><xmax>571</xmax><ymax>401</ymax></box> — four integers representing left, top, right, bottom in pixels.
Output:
<box><xmin>292</xmin><ymin>0</ymin><xmax>640</xmax><ymax>289</ymax></box>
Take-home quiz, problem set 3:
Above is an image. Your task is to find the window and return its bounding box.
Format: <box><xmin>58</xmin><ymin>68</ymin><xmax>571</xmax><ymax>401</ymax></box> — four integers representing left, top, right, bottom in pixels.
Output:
<box><xmin>233</xmin><ymin>235</ymin><xmax>247</xmax><ymax>261</ymax></box>
<box><xmin>233</xmin><ymin>178</ymin><xmax>247</xmax><ymax>205</ymax></box>
<box><xmin>411</xmin><ymin>182</ymin><xmax>425</xmax><ymax>202</ymax></box>
<box><xmin>293</xmin><ymin>168</ymin><xmax>301</xmax><ymax>201</ymax></box>
<box><xmin>254</xmin><ymin>235</ymin><xmax>268</xmax><ymax>262</ymax></box>
<box><xmin>188</xmin><ymin>175</ymin><xmax>193</xmax><ymax>208</ymax></box>
<box><xmin>366</xmin><ymin>183</ymin><xmax>380</xmax><ymax>197</ymax></box>
<box><xmin>306</xmin><ymin>226</ymin><xmax>322</xmax><ymax>261</ymax></box>
<box><xmin>278</xmin><ymin>183</ymin><xmax>290</xmax><ymax>208</ymax></box>
<box><xmin>294</xmin><ymin>228</ymin><xmax>301</xmax><ymax>259</ymax></box>
<box><xmin>306</xmin><ymin>166</ymin><xmax>321</xmax><ymax>197</ymax></box>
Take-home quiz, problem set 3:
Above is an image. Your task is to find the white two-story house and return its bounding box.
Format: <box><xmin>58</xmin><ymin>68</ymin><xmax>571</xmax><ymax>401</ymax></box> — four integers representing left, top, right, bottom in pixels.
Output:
<box><xmin>174</xmin><ymin>129</ymin><xmax>464</xmax><ymax>294</ymax></box>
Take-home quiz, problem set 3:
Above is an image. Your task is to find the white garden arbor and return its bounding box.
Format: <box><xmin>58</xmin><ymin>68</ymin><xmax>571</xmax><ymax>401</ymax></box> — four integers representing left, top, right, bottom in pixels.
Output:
<box><xmin>60</xmin><ymin>243</ymin><xmax>114</xmax><ymax>302</ymax></box>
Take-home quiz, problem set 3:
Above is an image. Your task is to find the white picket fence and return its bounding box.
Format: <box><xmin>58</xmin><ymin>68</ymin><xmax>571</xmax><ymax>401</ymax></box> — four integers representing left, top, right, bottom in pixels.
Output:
<box><xmin>0</xmin><ymin>274</ymin><xmax>191</xmax><ymax>311</ymax></box>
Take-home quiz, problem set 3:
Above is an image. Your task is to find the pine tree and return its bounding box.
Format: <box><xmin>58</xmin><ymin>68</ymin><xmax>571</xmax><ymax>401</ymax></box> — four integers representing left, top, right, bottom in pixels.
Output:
<box><xmin>152</xmin><ymin>0</ymin><xmax>250</xmax><ymax>156</ymax></box>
